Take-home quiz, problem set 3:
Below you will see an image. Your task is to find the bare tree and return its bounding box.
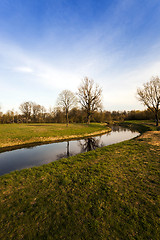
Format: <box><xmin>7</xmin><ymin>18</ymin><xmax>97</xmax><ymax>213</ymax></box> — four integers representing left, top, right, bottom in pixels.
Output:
<box><xmin>19</xmin><ymin>101</ymin><xmax>33</xmax><ymax>123</ymax></box>
<box><xmin>137</xmin><ymin>76</ymin><xmax>160</xmax><ymax>126</ymax></box>
<box><xmin>56</xmin><ymin>90</ymin><xmax>77</xmax><ymax>126</ymax></box>
<box><xmin>77</xmin><ymin>77</ymin><xmax>102</xmax><ymax>124</ymax></box>
<box><xmin>39</xmin><ymin>106</ymin><xmax>46</xmax><ymax>122</ymax></box>
<box><xmin>32</xmin><ymin>103</ymin><xmax>41</xmax><ymax>122</ymax></box>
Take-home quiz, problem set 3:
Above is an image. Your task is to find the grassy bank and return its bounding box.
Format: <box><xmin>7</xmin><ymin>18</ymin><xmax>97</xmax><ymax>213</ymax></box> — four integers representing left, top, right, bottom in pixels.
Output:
<box><xmin>120</xmin><ymin>120</ymin><xmax>160</xmax><ymax>133</ymax></box>
<box><xmin>0</xmin><ymin>123</ymin><xmax>110</xmax><ymax>152</ymax></box>
<box><xmin>0</xmin><ymin>121</ymin><xmax>159</xmax><ymax>239</ymax></box>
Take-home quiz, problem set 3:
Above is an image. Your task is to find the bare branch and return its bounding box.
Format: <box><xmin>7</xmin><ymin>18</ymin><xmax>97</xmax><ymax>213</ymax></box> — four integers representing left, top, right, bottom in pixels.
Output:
<box><xmin>137</xmin><ymin>76</ymin><xmax>160</xmax><ymax>126</ymax></box>
<box><xmin>77</xmin><ymin>77</ymin><xmax>102</xmax><ymax>124</ymax></box>
<box><xmin>56</xmin><ymin>90</ymin><xmax>77</xmax><ymax>125</ymax></box>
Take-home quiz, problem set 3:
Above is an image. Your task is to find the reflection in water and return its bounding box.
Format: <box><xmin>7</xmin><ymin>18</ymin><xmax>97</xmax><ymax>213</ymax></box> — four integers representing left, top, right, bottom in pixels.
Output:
<box><xmin>112</xmin><ymin>125</ymin><xmax>123</xmax><ymax>132</ymax></box>
<box><xmin>57</xmin><ymin>138</ymin><xmax>102</xmax><ymax>159</ymax></box>
<box><xmin>56</xmin><ymin>141</ymin><xmax>74</xmax><ymax>159</ymax></box>
<box><xmin>67</xmin><ymin>141</ymin><xmax>69</xmax><ymax>157</ymax></box>
<box><xmin>0</xmin><ymin>126</ymin><xmax>140</xmax><ymax>176</ymax></box>
<box><xmin>79</xmin><ymin>137</ymin><xmax>104</xmax><ymax>152</ymax></box>
<box><xmin>111</xmin><ymin>125</ymin><xmax>135</xmax><ymax>133</ymax></box>
<box><xmin>111</xmin><ymin>125</ymin><xmax>129</xmax><ymax>132</ymax></box>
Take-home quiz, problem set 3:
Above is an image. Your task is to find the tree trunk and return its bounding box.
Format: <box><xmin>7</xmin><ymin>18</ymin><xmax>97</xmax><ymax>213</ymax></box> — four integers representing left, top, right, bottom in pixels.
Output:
<box><xmin>87</xmin><ymin>113</ymin><xmax>90</xmax><ymax>124</ymax></box>
<box><xmin>155</xmin><ymin>111</ymin><xmax>159</xmax><ymax>126</ymax></box>
<box><xmin>66</xmin><ymin>110</ymin><xmax>69</xmax><ymax>127</ymax></box>
<box><xmin>67</xmin><ymin>141</ymin><xmax>69</xmax><ymax>157</ymax></box>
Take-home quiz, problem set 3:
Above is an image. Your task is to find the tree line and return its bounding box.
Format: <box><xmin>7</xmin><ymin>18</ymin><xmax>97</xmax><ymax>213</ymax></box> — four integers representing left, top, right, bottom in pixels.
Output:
<box><xmin>0</xmin><ymin>107</ymin><xmax>156</xmax><ymax>124</ymax></box>
<box><xmin>0</xmin><ymin>77</ymin><xmax>103</xmax><ymax>124</ymax></box>
<box><xmin>0</xmin><ymin>76</ymin><xmax>160</xmax><ymax>125</ymax></box>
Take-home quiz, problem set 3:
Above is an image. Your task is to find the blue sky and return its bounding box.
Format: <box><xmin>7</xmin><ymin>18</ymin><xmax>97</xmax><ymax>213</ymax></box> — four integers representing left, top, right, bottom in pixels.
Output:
<box><xmin>0</xmin><ymin>0</ymin><xmax>160</xmax><ymax>112</ymax></box>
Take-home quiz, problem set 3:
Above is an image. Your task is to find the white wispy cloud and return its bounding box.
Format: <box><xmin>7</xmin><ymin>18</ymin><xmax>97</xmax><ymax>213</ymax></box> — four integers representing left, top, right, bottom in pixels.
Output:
<box><xmin>0</xmin><ymin>40</ymin><xmax>82</xmax><ymax>90</ymax></box>
<box><xmin>14</xmin><ymin>66</ymin><xmax>33</xmax><ymax>73</ymax></box>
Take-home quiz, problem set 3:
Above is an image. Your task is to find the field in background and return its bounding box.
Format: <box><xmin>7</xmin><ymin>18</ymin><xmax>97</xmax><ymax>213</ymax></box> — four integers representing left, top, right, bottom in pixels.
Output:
<box><xmin>0</xmin><ymin>123</ymin><xmax>110</xmax><ymax>151</ymax></box>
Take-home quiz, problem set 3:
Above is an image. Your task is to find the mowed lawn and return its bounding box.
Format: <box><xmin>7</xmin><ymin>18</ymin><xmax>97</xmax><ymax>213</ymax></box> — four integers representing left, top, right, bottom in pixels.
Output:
<box><xmin>0</xmin><ymin>121</ymin><xmax>159</xmax><ymax>239</ymax></box>
<box><xmin>0</xmin><ymin>123</ymin><xmax>110</xmax><ymax>150</ymax></box>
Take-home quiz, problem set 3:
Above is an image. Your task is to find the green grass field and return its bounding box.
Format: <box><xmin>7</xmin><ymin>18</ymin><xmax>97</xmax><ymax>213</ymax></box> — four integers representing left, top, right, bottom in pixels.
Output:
<box><xmin>0</xmin><ymin>121</ymin><xmax>159</xmax><ymax>239</ymax></box>
<box><xmin>0</xmin><ymin>123</ymin><xmax>110</xmax><ymax>152</ymax></box>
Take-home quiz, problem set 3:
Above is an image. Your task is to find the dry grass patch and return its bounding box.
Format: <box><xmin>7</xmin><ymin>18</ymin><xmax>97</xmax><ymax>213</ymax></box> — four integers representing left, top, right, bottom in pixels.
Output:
<box><xmin>138</xmin><ymin>131</ymin><xmax>160</xmax><ymax>146</ymax></box>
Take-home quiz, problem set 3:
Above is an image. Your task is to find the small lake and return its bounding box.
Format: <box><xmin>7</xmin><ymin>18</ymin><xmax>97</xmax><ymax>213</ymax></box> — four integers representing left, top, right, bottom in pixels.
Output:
<box><xmin>0</xmin><ymin>126</ymin><xmax>140</xmax><ymax>176</ymax></box>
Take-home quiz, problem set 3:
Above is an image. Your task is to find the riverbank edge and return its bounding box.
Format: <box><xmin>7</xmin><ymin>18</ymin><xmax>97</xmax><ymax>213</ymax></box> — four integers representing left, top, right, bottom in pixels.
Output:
<box><xmin>0</xmin><ymin>128</ymin><xmax>111</xmax><ymax>153</ymax></box>
<box><xmin>118</xmin><ymin>120</ymin><xmax>159</xmax><ymax>133</ymax></box>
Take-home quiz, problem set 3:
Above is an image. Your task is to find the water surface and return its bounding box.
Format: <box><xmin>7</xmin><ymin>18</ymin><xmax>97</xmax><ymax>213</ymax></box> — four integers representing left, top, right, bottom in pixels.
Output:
<box><xmin>0</xmin><ymin>126</ymin><xmax>139</xmax><ymax>176</ymax></box>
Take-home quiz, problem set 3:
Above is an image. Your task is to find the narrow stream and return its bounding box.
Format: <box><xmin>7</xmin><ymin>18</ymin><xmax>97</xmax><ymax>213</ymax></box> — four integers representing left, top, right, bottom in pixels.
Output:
<box><xmin>0</xmin><ymin>126</ymin><xmax>140</xmax><ymax>176</ymax></box>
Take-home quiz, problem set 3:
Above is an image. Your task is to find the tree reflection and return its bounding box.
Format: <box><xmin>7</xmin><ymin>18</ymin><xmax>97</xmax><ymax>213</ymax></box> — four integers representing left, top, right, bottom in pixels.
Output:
<box><xmin>111</xmin><ymin>125</ymin><xmax>137</xmax><ymax>133</ymax></box>
<box><xmin>111</xmin><ymin>125</ymin><xmax>123</xmax><ymax>132</ymax></box>
<box><xmin>78</xmin><ymin>137</ymin><xmax>104</xmax><ymax>152</ymax></box>
<box><xmin>56</xmin><ymin>141</ymin><xmax>73</xmax><ymax>159</ymax></box>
